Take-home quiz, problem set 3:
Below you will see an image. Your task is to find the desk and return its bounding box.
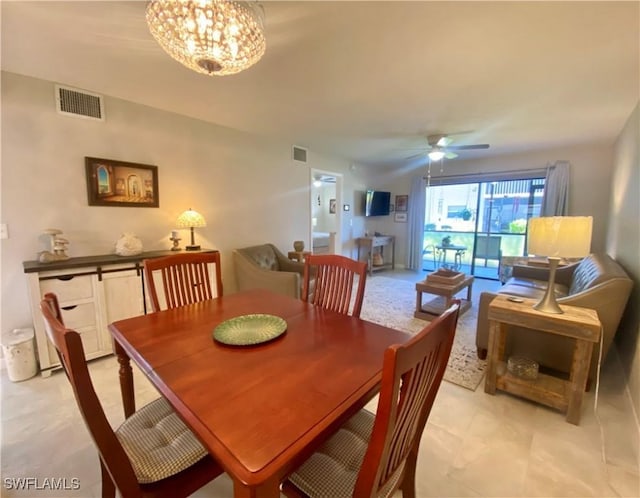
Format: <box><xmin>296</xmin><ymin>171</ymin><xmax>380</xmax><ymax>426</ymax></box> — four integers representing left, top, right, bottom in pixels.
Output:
<box><xmin>434</xmin><ymin>244</ymin><xmax>467</xmax><ymax>270</ymax></box>
<box><xmin>485</xmin><ymin>295</ymin><xmax>601</xmax><ymax>425</ymax></box>
<box><xmin>109</xmin><ymin>289</ymin><xmax>410</xmax><ymax>498</ymax></box>
<box><xmin>356</xmin><ymin>236</ymin><xmax>395</xmax><ymax>275</ymax></box>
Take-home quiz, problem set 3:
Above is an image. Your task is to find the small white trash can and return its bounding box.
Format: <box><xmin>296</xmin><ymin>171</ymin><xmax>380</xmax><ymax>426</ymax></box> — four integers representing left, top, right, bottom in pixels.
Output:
<box><xmin>2</xmin><ymin>328</ymin><xmax>38</xmax><ymax>381</ymax></box>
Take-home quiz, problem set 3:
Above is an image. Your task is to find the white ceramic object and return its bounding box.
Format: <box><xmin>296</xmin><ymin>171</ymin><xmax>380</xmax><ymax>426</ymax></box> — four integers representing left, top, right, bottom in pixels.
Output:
<box><xmin>115</xmin><ymin>233</ymin><xmax>143</xmax><ymax>256</ymax></box>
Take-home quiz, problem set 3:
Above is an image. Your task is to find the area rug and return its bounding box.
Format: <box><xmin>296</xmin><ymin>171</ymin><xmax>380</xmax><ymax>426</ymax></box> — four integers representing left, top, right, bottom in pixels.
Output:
<box><xmin>360</xmin><ymin>275</ymin><xmax>487</xmax><ymax>390</ymax></box>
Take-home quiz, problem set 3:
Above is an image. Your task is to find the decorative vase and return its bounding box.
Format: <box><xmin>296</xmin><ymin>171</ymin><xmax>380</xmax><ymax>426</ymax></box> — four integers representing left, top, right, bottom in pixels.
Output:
<box><xmin>115</xmin><ymin>233</ymin><xmax>143</xmax><ymax>256</ymax></box>
<box><xmin>293</xmin><ymin>240</ymin><xmax>305</xmax><ymax>252</ymax></box>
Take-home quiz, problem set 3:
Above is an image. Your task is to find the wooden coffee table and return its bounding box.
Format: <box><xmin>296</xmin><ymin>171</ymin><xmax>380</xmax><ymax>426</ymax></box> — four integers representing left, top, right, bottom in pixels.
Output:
<box><xmin>414</xmin><ymin>275</ymin><xmax>474</xmax><ymax>319</ymax></box>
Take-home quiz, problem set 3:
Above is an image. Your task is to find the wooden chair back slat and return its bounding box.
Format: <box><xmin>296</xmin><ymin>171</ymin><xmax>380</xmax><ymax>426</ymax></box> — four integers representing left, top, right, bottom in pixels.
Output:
<box><xmin>144</xmin><ymin>252</ymin><xmax>222</xmax><ymax>312</ymax></box>
<box><xmin>302</xmin><ymin>254</ymin><xmax>367</xmax><ymax>318</ymax></box>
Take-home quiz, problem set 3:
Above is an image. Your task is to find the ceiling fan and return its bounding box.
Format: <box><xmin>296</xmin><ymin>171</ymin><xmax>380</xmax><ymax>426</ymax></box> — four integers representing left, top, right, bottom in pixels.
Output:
<box><xmin>422</xmin><ymin>134</ymin><xmax>490</xmax><ymax>161</ymax></box>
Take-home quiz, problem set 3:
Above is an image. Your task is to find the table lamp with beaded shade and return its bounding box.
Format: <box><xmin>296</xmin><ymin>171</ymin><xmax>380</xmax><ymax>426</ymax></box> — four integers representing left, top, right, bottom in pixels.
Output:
<box><xmin>527</xmin><ymin>216</ymin><xmax>592</xmax><ymax>314</ymax></box>
<box><xmin>176</xmin><ymin>208</ymin><xmax>206</xmax><ymax>251</ymax></box>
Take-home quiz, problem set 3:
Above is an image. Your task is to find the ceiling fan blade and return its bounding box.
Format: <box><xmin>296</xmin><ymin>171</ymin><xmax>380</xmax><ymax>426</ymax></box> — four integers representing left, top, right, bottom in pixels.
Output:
<box><xmin>444</xmin><ymin>151</ymin><xmax>458</xmax><ymax>159</ymax></box>
<box><xmin>444</xmin><ymin>144</ymin><xmax>490</xmax><ymax>150</ymax></box>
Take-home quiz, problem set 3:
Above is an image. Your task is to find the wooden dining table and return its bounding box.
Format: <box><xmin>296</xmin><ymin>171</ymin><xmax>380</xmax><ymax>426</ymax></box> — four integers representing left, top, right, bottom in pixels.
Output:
<box><xmin>108</xmin><ymin>288</ymin><xmax>411</xmax><ymax>498</ymax></box>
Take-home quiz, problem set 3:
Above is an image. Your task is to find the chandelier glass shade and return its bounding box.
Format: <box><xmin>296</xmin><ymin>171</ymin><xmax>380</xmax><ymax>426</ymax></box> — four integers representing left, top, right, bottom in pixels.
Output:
<box><xmin>146</xmin><ymin>0</ymin><xmax>266</xmax><ymax>76</ymax></box>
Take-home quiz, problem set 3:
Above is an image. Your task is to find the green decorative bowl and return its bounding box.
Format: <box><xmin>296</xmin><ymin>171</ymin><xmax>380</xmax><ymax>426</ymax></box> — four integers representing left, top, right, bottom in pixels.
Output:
<box><xmin>213</xmin><ymin>314</ymin><xmax>287</xmax><ymax>346</ymax></box>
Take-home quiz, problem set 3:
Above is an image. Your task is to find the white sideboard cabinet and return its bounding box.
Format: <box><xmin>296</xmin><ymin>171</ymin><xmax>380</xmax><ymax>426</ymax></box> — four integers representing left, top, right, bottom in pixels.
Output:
<box><xmin>23</xmin><ymin>250</ymin><xmax>211</xmax><ymax>377</ymax></box>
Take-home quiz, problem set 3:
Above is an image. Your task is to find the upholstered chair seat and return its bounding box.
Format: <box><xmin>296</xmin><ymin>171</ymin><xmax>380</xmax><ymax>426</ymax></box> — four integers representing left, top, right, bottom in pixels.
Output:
<box><xmin>116</xmin><ymin>397</ymin><xmax>208</xmax><ymax>483</ymax></box>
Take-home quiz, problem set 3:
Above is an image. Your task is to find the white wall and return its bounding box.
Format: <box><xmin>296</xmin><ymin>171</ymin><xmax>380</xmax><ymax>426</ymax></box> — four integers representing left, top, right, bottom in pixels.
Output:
<box><xmin>1</xmin><ymin>71</ymin><xmax>357</xmax><ymax>333</ymax></box>
<box><xmin>359</xmin><ymin>142</ymin><xmax>615</xmax><ymax>268</ymax></box>
<box><xmin>609</xmin><ymin>102</ymin><xmax>640</xmax><ymax>418</ymax></box>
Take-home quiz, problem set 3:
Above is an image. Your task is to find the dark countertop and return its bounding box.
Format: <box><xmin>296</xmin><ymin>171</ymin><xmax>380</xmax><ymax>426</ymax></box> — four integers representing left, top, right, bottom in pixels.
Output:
<box><xmin>23</xmin><ymin>249</ymin><xmax>217</xmax><ymax>273</ymax></box>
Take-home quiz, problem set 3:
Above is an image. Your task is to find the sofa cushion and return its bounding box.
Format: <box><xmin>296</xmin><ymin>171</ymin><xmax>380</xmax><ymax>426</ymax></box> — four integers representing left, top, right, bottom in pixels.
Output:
<box><xmin>239</xmin><ymin>245</ymin><xmax>279</xmax><ymax>271</ymax></box>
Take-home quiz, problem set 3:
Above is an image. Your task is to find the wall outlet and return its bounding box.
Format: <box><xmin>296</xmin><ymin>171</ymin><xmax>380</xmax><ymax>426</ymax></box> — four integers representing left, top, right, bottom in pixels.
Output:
<box><xmin>0</xmin><ymin>224</ymin><xmax>8</xmax><ymax>240</ymax></box>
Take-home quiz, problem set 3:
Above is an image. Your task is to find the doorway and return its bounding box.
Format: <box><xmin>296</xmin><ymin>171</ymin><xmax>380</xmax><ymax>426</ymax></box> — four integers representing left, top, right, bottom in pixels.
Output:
<box><xmin>310</xmin><ymin>169</ymin><xmax>343</xmax><ymax>255</ymax></box>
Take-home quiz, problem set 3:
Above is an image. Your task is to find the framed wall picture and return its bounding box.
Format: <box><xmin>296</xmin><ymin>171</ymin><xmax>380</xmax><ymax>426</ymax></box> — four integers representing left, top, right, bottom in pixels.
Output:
<box><xmin>329</xmin><ymin>198</ymin><xmax>337</xmax><ymax>214</ymax></box>
<box><xmin>395</xmin><ymin>194</ymin><xmax>408</xmax><ymax>212</ymax></box>
<box><xmin>85</xmin><ymin>157</ymin><xmax>159</xmax><ymax>207</ymax></box>
<box><xmin>394</xmin><ymin>212</ymin><xmax>407</xmax><ymax>223</ymax></box>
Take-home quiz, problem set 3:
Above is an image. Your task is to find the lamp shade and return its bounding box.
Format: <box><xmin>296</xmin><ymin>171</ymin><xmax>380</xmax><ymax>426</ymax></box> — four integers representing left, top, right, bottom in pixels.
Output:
<box><xmin>527</xmin><ymin>216</ymin><xmax>593</xmax><ymax>258</ymax></box>
<box><xmin>176</xmin><ymin>209</ymin><xmax>207</xmax><ymax>229</ymax></box>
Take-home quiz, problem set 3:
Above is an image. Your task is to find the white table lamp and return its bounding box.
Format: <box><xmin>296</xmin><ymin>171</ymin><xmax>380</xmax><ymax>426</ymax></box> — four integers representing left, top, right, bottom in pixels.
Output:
<box><xmin>527</xmin><ymin>216</ymin><xmax>592</xmax><ymax>314</ymax></box>
<box><xmin>176</xmin><ymin>208</ymin><xmax>207</xmax><ymax>251</ymax></box>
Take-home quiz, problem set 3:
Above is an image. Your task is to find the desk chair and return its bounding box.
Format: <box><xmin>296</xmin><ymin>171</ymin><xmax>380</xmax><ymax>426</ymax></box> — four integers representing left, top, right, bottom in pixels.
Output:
<box><xmin>144</xmin><ymin>252</ymin><xmax>222</xmax><ymax>312</ymax></box>
<box><xmin>302</xmin><ymin>254</ymin><xmax>367</xmax><ymax>318</ymax></box>
<box><xmin>282</xmin><ymin>302</ymin><xmax>460</xmax><ymax>498</ymax></box>
<box><xmin>40</xmin><ymin>293</ymin><xmax>223</xmax><ymax>498</ymax></box>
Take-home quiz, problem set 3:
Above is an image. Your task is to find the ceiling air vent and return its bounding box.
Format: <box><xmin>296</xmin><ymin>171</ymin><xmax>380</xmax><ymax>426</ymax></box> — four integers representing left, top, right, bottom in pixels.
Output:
<box><xmin>55</xmin><ymin>85</ymin><xmax>105</xmax><ymax>121</ymax></box>
<box><xmin>292</xmin><ymin>145</ymin><xmax>308</xmax><ymax>163</ymax></box>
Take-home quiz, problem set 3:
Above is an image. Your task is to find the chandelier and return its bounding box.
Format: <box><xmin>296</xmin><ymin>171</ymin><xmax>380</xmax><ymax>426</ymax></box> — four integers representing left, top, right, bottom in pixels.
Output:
<box><xmin>146</xmin><ymin>0</ymin><xmax>266</xmax><ymax>76</ymax></box>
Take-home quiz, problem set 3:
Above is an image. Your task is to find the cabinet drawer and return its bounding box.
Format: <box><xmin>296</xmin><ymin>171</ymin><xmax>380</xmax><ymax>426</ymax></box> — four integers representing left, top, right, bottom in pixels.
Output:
<box><xmin>59</xmin><ymin>303</ymin><xmax>97</xmax><ymax>330</ymax></box>
<box><xmin>40</xmin><ymin>275</ymin><xmax>93</xmax><ymax>302</ymax></box>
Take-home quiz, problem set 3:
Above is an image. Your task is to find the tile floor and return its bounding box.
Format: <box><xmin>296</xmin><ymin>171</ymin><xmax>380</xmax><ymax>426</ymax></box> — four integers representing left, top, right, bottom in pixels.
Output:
<box><xmin>1</xmin><ymin>271</ymin><xmax>638</xmax><ymax>497</ymax></box>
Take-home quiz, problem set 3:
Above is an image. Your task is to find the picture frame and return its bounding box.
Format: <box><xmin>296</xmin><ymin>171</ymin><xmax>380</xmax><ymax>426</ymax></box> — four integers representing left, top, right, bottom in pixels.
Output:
<box><xmin>85</xmin><ymin>157</ymin><xmax>159</xmax><ymax>207</ymax></box>
<box><xmin>394</xmin><ymin>212</ymin><xmax>407</xmax><ymax>223</ymax></box>
<box><xmin>329</xmin><ymin>198</ymin><xmax>337</xmax><ymax>214</ymax></box>
<box><xmin>395</xmin><ymin>194</ymin><xmax>408</xmax><ymax>212</ymax></box>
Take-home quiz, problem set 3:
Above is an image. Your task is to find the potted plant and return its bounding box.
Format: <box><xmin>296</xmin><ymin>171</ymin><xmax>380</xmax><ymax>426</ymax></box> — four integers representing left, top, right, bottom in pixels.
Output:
<box><xmin>441</xmin><ymin>235</ymin><xmax>452</xmax><ymax>246</ymax></box>
<box><xmin>461</xmin><ymin>208</ymin><xmax>472</xmax><ymax>221</ymax></box>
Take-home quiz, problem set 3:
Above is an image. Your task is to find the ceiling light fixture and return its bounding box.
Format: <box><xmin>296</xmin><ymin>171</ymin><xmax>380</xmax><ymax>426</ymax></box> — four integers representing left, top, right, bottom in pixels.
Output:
<box><xmin>428</xmin><ymin>150</ymin><xmax>445</xmax><ymax>161</ymax></box>
<box><xmin>146</xmin><ymin>0</ymin><xmax>266</xmax><ymax>76</ymax></box>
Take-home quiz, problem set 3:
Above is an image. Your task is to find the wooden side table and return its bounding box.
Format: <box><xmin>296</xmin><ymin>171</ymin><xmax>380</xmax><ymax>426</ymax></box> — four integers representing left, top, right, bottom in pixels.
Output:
<box><xmin>414</xmin><ymin>276</ymin><xmax>473</xmax><ymax>318</ymax></box>
<box><xmin>287</xmin><ymin>251</ymin><xmax>311</xmax><ymax>262</ymax></box>
<box><xmin>356</xmin><ymin>236</ymin><xmax>395</xmax><ymax>276</ymax></box>
<box><xmin>485</xmin><ymin>295</ymin><xmax>601</xmax><ymax>425</ymax></box>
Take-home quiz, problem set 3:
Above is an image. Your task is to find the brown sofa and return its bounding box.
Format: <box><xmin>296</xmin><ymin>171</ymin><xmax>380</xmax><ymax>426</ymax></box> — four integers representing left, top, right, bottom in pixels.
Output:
<box><xmin>233</xmin><ymin>243</ymin><xmax>306</xmax><ymax>298</ymax></box>
<box><xmin>476</xmin><ymin>253</ymin><xmax>633</xmax><ymax>381</ymax></box>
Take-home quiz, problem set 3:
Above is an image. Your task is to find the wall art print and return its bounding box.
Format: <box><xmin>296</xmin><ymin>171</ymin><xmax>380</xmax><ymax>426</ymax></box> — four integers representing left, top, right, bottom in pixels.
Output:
<box><xmin>85</xmin><ymin>157</ymin><xmax>159</xmax><ymax>207</ymax></box>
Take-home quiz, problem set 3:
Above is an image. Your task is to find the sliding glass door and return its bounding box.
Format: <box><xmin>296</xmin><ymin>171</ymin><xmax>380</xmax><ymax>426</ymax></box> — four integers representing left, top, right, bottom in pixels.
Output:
<box><xmin>422</xmin><ymin>177</ymin><xmax>545</xmax><ymax>279</ymax></box>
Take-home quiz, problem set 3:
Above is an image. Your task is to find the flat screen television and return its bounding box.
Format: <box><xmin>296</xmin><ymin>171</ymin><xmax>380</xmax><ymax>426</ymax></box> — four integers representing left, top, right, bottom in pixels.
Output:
<box><xmin>364</xmin><ymin>189</ymin><xmax>391</xmax><ymax>216</ymax></box>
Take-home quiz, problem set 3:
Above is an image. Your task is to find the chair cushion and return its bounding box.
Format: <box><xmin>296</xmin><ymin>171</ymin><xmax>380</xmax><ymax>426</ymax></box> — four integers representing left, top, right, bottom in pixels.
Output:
<box><xmin>288</xmin><ymin>409</ymin><xmax>404</xmax><ymax>498</ymax></box>
<box><xmin>116</xmin><ymin>398</ymin><xmax>207</xmax><ymax>484</ymax></box>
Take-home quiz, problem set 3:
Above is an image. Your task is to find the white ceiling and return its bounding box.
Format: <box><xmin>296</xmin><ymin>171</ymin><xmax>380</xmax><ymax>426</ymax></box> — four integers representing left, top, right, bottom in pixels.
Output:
<box><xmin>2</xmin><ymin>1</ymin><xmax>638</xmax><ymax>168</ymax></box>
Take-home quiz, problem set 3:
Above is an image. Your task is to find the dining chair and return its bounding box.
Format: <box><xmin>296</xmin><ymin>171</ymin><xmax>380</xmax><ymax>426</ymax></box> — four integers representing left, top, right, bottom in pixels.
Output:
<box><xmin>282</xmin><ymin>301</ymin><xmax>460</xmax><ymax>498</ymax></box>
<box><xmin>40</xmin><ymin>292</ymin><xmax>223</xmax><ymax>498</ymax></box>
<box><xmin>301</xmin><ymin>254</ymin><xmax>368</xmax><ymax>318</ymax></box>
<box><xmin>143</xmin><ymin>252</ymin><xmax>223</xmax><ymax>312</ymax></box>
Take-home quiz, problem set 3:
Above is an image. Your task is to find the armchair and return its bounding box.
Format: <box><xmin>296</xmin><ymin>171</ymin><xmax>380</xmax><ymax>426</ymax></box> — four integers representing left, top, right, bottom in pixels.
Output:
<box><xmin>233</xmin><ymin>243</ymin><xmax>306</xmax><ymax>298</ymax></box>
